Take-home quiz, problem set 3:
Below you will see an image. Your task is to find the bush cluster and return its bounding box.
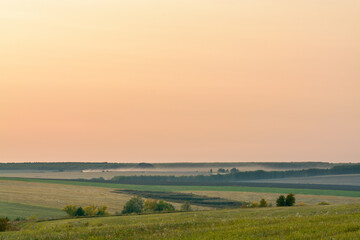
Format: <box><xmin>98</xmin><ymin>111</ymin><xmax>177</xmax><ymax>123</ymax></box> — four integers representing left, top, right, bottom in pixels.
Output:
<box><xmin>63</xmin><ymin>205</ymin><xmax>109</xmax><ymax>217</ymax></box>
<box><xmin>0</xmin><ymin>218</ymin><xmax>9</xmax><ymax>232</ymax></box>
<box><xmin>144</xmin><ymin>199</ymin><xmax>175</xmax><ymax>212</ymax></box>
<box><xmin>242</xmin><ymin>198</ymin><xmax>269</xmax><ymax>208</ymax></box>
<box><xmin>122</xmin><ymin>197</ymin><xmax>177</xmax><ymax>214</ymax></box>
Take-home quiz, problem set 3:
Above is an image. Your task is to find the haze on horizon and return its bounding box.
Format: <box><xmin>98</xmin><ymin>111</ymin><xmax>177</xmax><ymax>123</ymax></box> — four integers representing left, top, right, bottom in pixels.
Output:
<box><xmin>1</xmin><ymin>0</ymin><xmax>359</xmax><ymax>163</ymax></box>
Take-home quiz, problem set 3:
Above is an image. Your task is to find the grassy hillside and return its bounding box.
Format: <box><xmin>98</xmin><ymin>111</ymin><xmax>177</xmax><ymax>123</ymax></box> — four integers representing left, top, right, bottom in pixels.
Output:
<box><xmin>1</xmin><ymin>204</ymin><xmax>360</xmax><ymax>239</ymax></box>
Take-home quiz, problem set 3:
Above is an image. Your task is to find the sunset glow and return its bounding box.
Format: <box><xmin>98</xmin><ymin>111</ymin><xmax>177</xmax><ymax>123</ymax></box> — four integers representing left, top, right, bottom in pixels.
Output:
<box><xmin>1</xmin><ymin>0</ymin><xmax>359</xmax><ymax>162</ymax></box>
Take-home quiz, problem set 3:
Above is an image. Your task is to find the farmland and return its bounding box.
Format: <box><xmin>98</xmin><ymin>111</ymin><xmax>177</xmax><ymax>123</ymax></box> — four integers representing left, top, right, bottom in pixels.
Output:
<box><xmin>250</xmin><ymin>174</ymin><xmax>360</xmax><ymax>186</ymax></box>
<box><xmin>1</xmin><ymin>204</ymin><xmax>360</xmax><ymax>239</ymax></box>
<box><xmin>1</xmin><ymin>164</ymin><xmax>360</xmax><ymax>238</ymax></box>
<box><xmin>1</xmin><ymin>178</ymin><xmax>360</xmax><ymax>219</ymax></box>
<box><xmin>0</xmin><ymin>180</ymin><xmax>211</xmax><ymax>216</ymax></box>
<box><xmin>2</xmin><ymin>177</ymin><xmax>360</xmax><ymax>197</ymax></box>
<box><xmin>1</xmin><ymin>166</ymin><xmax>360</xmax><ymax>239</ymax></box>
<box><xmin>0</xmin><ymin>202</ymin><xmax>65</xmax><ymax>220</ymax></box>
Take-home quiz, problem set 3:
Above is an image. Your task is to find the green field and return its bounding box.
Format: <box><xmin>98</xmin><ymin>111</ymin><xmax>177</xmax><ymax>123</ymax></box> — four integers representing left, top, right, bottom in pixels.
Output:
<box><xmin>2</xmin><ymin>177</ymin><xmax>360</xmax><ymax>197</ymax></box>
<box><xmin>1</xmin><ymin>204</ymin><xmax>360</xmax><ymax>239</ymax></box>
<box><xmin>0</xmin><ymin>201</ymin><xmax>66</xmax><ymax>220</ymax></box>
<box><xmin>250</xmin><ymin>174</ymin><xmax>360</xmax><ymax>186</ymax></box>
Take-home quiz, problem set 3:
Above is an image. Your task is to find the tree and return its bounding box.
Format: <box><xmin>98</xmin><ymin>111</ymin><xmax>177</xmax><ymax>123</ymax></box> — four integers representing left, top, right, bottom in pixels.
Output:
<box><xmin>285</xmin><ymin>193</ymin><xmax>295</xmax><ymax>206</ymax></box>
<box><xmin>84</xmin><ymin>205</ymin><xmax>98</xmax><ymax>216</ymax></box>
<box><xmin>180</xmin><ymin>201</ymin><xmax>192</xmax><ymax>211</ymax></box>
<box><xmin>96</xmin><ymin>205</ymin><xmax>109</xmax><ymax>216</ymax></box>
<box><xmin>75</xmin><ymin>207</ymin><xmax>85</xmax><ymax>216</ymax></box>
<box><xmin>210</xmin><ymin>169</ymin><xmax>213</xmax><ymax>174</ymax></box>
<box><xmin>259</xmin><ymin>198</ymin><xmax>268</xmax><ymax>207</ymax></box>
<box><xmin>144</xmin><ymin>199</ymin><xmax>158</xmax><ymax>212</ymax></box>
<box><xmin>230</xmin><ymin>168</ymin><xmax>239</xmax><ymax>174</ymax></box>
<box><xmin>122</xmin><ymin>196</ymin><xmax>144</xmax><ymax>214</ymax></box>
<box><xmin>276</xmin><ymin>195</ymin><xmax>286</xmax><ymax>207</ymax></box>
<box><xmin>156</xmin><ymin>200</ymin><xmax>175</xmax><ymax>212</ymax></box>
<box><xmin>217</xmin><ymin>168</ymin><xmax>226</xmax><ymax>173</ymax></box>
<box><xmin>249</xmin><ymin>201</ymin><xmax>259</xmax><ymax>208</ymax></box>
<box><xmin>137</xmin><ymin>163</ymin><xmax>154</xmax><ymax>168</ymax></box>
<box><xmin>63</xmin><ymin>205</ymin><xmax>78</xmax><ymax>217</ymax></box>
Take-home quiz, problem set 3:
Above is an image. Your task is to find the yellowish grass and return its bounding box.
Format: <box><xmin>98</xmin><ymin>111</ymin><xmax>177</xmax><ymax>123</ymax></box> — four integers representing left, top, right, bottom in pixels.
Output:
<box><xmin>0</xmin><ymin>180</ymin><xmax>210</xmax><ymax>213</ymax></box>
<box><xmin>0</xmin><ymin>180</ymin><xmax>132</xmax><ymax>213</ymax></box>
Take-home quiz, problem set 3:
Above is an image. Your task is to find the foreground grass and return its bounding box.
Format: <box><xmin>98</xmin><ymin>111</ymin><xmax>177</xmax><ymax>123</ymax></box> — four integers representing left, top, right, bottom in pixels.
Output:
<box><xmin>1</xmin><ymin>204</ymin><xmax>360</xmax><ymax>239</ymax></box>
<box><xmin>2</xmin><ymin>177</ymin><xmax>360</xmax><ymax>197</ymax></box>
<box><xmin>0</xmin><ymin>201</ymin><xmax>65</xmax><ymax>220</ymax></box>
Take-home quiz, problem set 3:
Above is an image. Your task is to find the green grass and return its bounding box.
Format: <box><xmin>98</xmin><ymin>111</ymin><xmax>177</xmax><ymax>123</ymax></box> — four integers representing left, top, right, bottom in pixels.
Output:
<box><xmin>250</xmin><ymin>174</ymin><xmax>360</xmax><ymax>186</ymax></box>
<box><xmin>1</xmin><ymin>204</ymin><xmax>360</xmax><ymax>239</ymax></box>
<box><xmin>0</xmin><ymin>201</ymin><xmax>66</xmax><ymax>220</ymax></box>
<box><xmin>1</xmin><ymin>177</ymin><xmax>360</xmax><ymax>197</ymax></box>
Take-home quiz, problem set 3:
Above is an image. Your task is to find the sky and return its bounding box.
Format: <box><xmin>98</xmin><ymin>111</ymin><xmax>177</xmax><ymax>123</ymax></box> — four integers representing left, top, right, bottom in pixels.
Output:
<box><xmin>1</xmin><ymin>0</ymin><xmax>359</xmax><ymax>163</ymax></box>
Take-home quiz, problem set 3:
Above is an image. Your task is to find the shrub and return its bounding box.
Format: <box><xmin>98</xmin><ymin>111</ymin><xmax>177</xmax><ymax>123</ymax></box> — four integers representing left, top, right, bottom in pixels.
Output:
<box><xmin>84</xmin><ymin>205</ymin><xmax>98</xmax><ymax>216</ymax></box>
<box><xmin>285</xmin><ymin>193</ymin><xmax>296</xmax><ymax>206</ymax></box>
<box><xmin>0</xmin><ymin>218</ymin><xmax>8</xmax><ymax>232</ymax></box>
<box><xmin>122</xmin><ymin>196</ymin><xmax>144</xmax><ymax>214</ymax></box>
<box><xmin>96</xmin><ymin>205</ymin><xmax>109</xmax><ymax>216</ymax></box>
<box><xmin>249</xmin><ymin>202</ymin><xmax>259</xmax><ymax>208</ymax></box>
<box><xmin>276</xmin><ymin>195</ymin><xmax>286</xmax><ymax>207</ymax></box>
<box><xmin>317</xmin><ymin>201</ymin><xmax>331</xmax><ymax>205</ymax></box>
<box><xmin>156</xmin><ymin>200</ymin><xmax>175</xmax><ymax>212</ymax></box>
<box><xmin>259</xmin><ymin>198</ymin><xmax>268</xmax><ymax>207</ymax></box>
<box><xmin>27</xmin><ymin>215</ymin><xmax>37</xmax><ymax>220</ymax></box>
<box><xmin>144</xmin><ymin>199</ymin><xmax>158</xmax><ymax>212</ymax></box>
<box><xmin>75</xmin><ymin>207</ymin><xmax>85</xmax><ymax>216</ymax></box>
<box><xmin>63</xmin><ymin>205</ymin><xmax>78</xmax><ymax>217</ymax></box>
<box><xmin>180</xmin><ymin>201</ymin><xmax>192</xmax><ymax>211</ymax></box>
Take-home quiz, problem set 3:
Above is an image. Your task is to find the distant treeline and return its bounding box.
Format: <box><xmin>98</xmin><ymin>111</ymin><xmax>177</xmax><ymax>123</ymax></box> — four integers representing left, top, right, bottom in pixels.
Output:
<box><xmin>95</xmin><ymin>164</ymin><xmax>360</xmax><ymax>185</ymax></box>
<box><xmin>0</xmin><ymin>162</ymin><xmax>335</xmax><ymax>171</ymax></box>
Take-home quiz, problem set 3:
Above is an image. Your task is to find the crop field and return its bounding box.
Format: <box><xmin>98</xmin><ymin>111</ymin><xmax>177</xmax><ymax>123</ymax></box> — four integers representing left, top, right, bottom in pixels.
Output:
<box><xmin>0</xmin><ymin>180</ymin><xmax>209</xmax><ymax>215</ymax></box>
<box><xmin>2</xmin><ymin>177</ymin><xmax>360</xmax><ymax>197</ymax></box>
<box><xmin>250</xmin><ymin>174</ymin><xmax>360</xmax><ymax>186</ymax></box>
<box><xmin>0</xmin><ymin>180</ymin><xmax>132</xmax><ymax>214</ymax></box>
<box><xmin>1</xmin><ymin>204</ymin><xmax>360</xmax><ymax>239</ymax></box>
<box><xmin>1</xmin><ymin>178</ymin><xmax>359</xmax><ymax>221</ymax></box>
<box><xmin>0</xmin><ymin>201</ymin><xmax>66</xmax><ymax>220</ymax></box>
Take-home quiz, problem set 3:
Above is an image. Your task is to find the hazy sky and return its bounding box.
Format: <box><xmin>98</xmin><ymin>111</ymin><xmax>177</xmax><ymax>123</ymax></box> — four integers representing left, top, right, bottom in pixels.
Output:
<box><xmin>1</xmin><ymin>0</ymin><xmax>359</xmax><ymax>163</ymax></box>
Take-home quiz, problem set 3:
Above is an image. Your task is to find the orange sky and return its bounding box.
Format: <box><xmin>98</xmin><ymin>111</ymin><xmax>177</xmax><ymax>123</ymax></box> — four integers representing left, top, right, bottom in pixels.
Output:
<box><xmin>1</xmin><ymin>0</ymin><xmax>359</xmax><ymax>163</ymax></box>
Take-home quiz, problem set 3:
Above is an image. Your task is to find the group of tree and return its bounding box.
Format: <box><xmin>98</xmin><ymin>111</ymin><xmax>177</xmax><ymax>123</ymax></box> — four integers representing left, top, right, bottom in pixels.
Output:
<box><xmin>0</xmin><ymin>161</ymin><xmax>335</xmax><ymax>171</ymax></box>
<box><xmin>122</xmin><ymin>197</ymin><xmax>191</xmax><ymax>214</ymax></box>
<box><xmin>63</xmin><ymin>205</ymin><xmax>109</xmax><ymax>217</ymax></box>
<box><xmin>122</xmin><ymin>197</ymin><xmax>178</xmax><ymax>214</ymax></box>
<box><xmin>96</xmin><ymin>164</ymin><xmax>360</xmax><ymax>185</ymax></box>
<box><xmin>242</xmin><ymin>198</ymin><xmax>269</xmax><ymax>208</ymax></box>
<box><xmin>217</xmin><ymin>168</ymin><xmax>240</xmax><ymax>174</ymax></box>
<box><xmin>276</xmin><ymin>193</ymin><xmax>296</xmax><ymax>207</ymax></box>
